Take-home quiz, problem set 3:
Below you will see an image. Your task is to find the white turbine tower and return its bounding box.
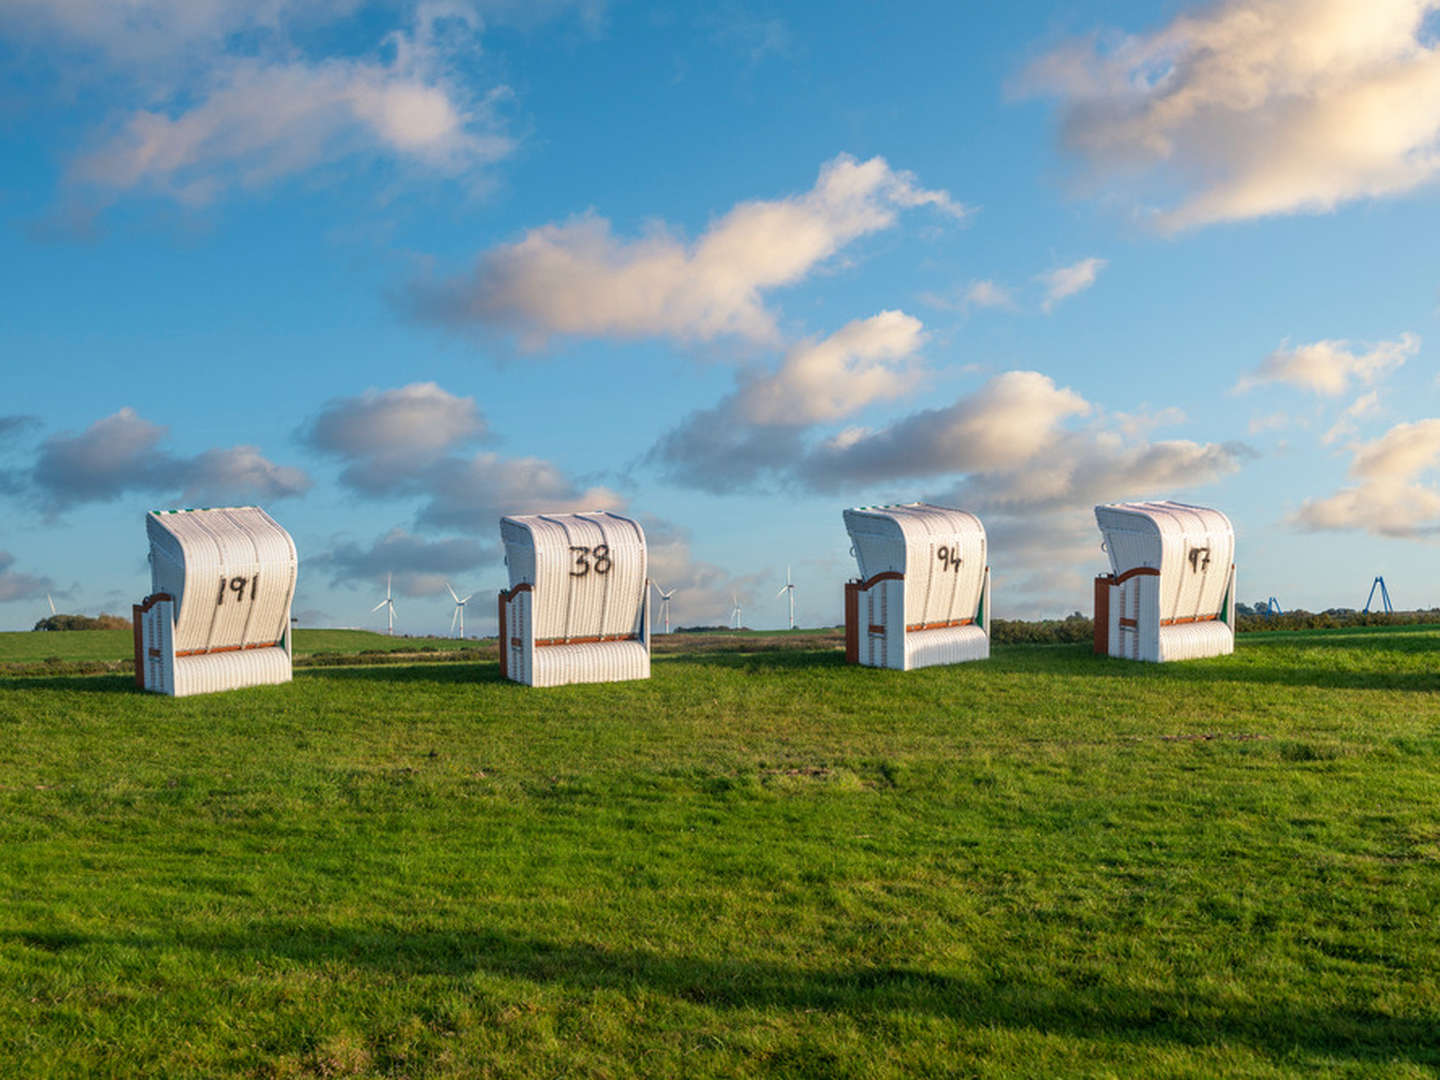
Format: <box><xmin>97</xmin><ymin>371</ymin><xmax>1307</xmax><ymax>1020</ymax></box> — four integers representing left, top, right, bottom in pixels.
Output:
<box><xmin>730</xmin><ymin>592</ymin><xmax>742</xmax><ymax>630</ymax></box>
<box><xmin>371</xmin><ymin>573</ymin><xmax>397</xmax><ymax>635</ymax></box>
<box><xmin>651</xmin><ymin>581</ymin><xmax>675</xmax><ymax>634</ymax></box>
<box><xmin>776</xmin><ymin>565</ymin><xmax>796</xmax><ymax>630</ymax></box>
<box><xmin>447</xmin><ymin>582</ymin><xmax>473</xmax><ymax>638</ymax></box>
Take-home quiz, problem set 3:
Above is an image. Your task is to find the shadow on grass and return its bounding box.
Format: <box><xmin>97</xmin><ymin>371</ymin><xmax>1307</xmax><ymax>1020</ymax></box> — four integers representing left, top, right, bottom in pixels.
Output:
<box><xmin>978</xmin><ymin>639</ymin><xmax>1439</xmax><ymax>694</ymax></box>
<box><xmin>13</xmin><ymin>924</ymin><xmax>1435</xmax><ymax>1067</ymax></box>
<box><xmin>665</xmin><ymin>648</ymin><xmax>848</xmax><ymax>674</ymax></box>
<box><xmin>301</xmin><ymin>662</ymin><xmax>506</xmax><ymax>686</ymax></box>
<box><xmin>0</xmin><ymin>674</ymin><xmax>137</xmax><ymax>695</ymax></box>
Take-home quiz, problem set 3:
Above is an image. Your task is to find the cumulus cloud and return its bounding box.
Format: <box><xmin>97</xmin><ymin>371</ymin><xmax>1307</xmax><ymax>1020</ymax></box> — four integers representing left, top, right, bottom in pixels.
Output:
<box><xmin>944</xmin><ymin>431</ymin><xmax>1247</xmax><ymax>514</ymax></box>
<box><xmin>31</xmin><ymin>407</ymin><xmax>310</xmax><ymax>512</ymax></box>
<box><xmin>802</xmin><ymin>371</ymin><xmax>1092</xmax><ymax>489</ymax></box>
<box><xmin>177</xmin><ymin>446</ymin><xmax>313</xmax><ymax>505</ymax></box>
<box><xmin>303</xmin><ymin>382</ymin><xmax>488</xmax><ymax>494</ymax></box>
<box><xmin>1293</xmin><ymin>417</ymin><xmax>1440</xmax><ymax>537</ymax></box>
<box><xmin>312</xmin><ymin>527</ymin><xmax>495</xmax><ymax>596</ymax></box>
<box><xmin>1235</xmin><ymin>333</ymin><xmax>1419</xmax><ymax>395</ymax></box>
<box><xmin>0</xmin><ymin>552</ymin><xmax>54</xmax><ymax>604</ymax></box>
<box><xmin>2</xmin><ymin>1</ymin><xmax>534</xmax><ymax>207</ymax></box>
<box><xmin>650</xmin><ymin>311</ymin><xmax>927</xmax><ymax>492</ymax></box>
<box><xmin>1018</xmin><ymin>0</ymin><xmax>1440</xmax><ymax>230</ymax></box>
<box><xmin>738</xmin><ymin>311</ymin><xmax>926</xmax><ymax>425</ymax></box>
<box><xmin>304</xmin><ymin>381</ymin><xmax>621</xmax><ymax>529</ymax></box>
<box><xmin>416</xmin><ymin>453</ymin><xmax>622</xmax><ymax>530</ymax></box>
<box><xmin>1037</xmin><ymin>257</ymin><xmax>1106</xmax><ymax>312</ymax></box>
<box><xmin>408</xmin><ymin>154</ymin><xmax>970</xmax><ymax>346</ymax></box>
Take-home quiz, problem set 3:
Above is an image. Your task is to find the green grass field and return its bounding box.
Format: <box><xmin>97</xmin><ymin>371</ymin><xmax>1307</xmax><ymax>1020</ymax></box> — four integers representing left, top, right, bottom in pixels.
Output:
<box><xmin>0</xmin><ymin>628</ymin><xmax>478</xmax><ymax>664</ymax></box>
<box><xmin>2</xmin><ymin>627</ymin><xmax>1438</xmax><ymax>1077</ymax></box>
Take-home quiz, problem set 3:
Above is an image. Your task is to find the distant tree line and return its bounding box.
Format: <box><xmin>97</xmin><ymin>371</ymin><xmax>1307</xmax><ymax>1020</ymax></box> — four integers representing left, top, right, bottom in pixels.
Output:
<box><xmin>33</xmin><ymin>613</ymin><xmax>132</xmax><ymax>632</ymax></box>
<box><xmin>990</xmin><ymin>613</ymin><xmax>1093</xmax><ymax>645</ymax></box>
<box><xmin>991</xmin><ymin>607</ymin><xmax>1440</xmax><ymax>643</ymax></box>
<box><xmin>1234</xmin><ymin>607</ymin><xmax>1440</xmax><ymax>633</ymax></box>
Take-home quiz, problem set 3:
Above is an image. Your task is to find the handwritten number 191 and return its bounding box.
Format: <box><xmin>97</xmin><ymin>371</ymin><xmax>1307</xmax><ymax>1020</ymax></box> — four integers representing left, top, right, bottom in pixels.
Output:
<box><xmin>216</xmin><ymin>574</ymin><xmax>259</xmax><ymax>605</ymax></box>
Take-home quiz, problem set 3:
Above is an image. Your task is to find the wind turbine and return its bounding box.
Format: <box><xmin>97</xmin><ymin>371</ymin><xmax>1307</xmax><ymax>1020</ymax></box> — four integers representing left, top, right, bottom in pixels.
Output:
<box><xmin>47</xmin><ymin>593</ymin><xmax>56</xmax><ymax>616</ymax></box>
<box><xmin>776</xmin><ymin>565</ymin><xmax>796</xmax><ymax>630</ymax></box>
<box><xmin>371</xmin><ymin>573</ymin><xmax>397</xmax><ymax>635</ymax></box>
<box><xmin>447</xmin><ymin>582</ymin><xmax>473</xmax><ymax>638</ymax></box>
<box><xmin>651</xmin><ymin>581</ymin><xmax>675</xmax><ymax>634</ymax></box>
<box><xmin>730</xmin><ymin>592</ymin><xmax>742</xmax><ymax>630</ymax></box>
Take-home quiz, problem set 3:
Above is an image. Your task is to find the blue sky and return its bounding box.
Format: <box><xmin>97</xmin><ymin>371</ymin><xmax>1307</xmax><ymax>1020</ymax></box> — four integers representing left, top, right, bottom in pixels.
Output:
<box><xmin>2</xmin><ymin>0</ymin><xmax>1439</xmax><ymax>634</ymax></box>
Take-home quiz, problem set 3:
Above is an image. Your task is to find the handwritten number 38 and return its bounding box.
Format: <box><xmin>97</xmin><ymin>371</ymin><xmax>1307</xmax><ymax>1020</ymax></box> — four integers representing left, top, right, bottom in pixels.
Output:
<box><xmin>569</xmin><ymin>544</ymin><xmax>613</xmax><ymax>577</ymax></box>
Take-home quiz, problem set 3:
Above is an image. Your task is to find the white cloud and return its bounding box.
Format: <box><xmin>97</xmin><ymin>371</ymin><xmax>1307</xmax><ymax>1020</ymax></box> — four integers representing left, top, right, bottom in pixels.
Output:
<box><xmin>31</xmin><ymin>407</ymin><xmax>310</xmax><ymax>512</ymax></box>
<box><xmin>303</xmin><ymin>380</ymin><xmax>622</xmax><ymax>529</ymax></box>
<box><xmin>1019</xmin><ymin>0</ymin><xmax>1440</xmax><ymax>230</ymax></box>
<box><xmin>416</xmin><ymin>452</ymin><xmax>622</xmax><ymax>529</ymax></box>
<box><xmin>303</xmin><ymin>382</ymin><xmax>488</xmax><ymax>494</ymax></box>
<box><xmin>1322</xmin><ymin>390</ymin><xmax>1383</xmax><ymax>445</ymax></box>
<box><xmin>1037</xmin><ymin>257</ymin><xmax>1106</xmax><ymax>312</ymax></box>
<box><xmin>650</xmin><ymin>311</ymin><xmax>928</xmax><ymax>492</ymax></box>
<box><xmin>408</xmin><ymin>154</ymin><xmax>970</xmax><ymax>346</ymax></box>
<box><xmin>802</xmin><ymin>370</ymin><xmax>1092</xmax><ymax>487</ymax></box>
<box><xmin>1235</xmin><ymin>333</ymin><xmax>1418</xmax><ymax>396</ymax></box>
<box><xmin>3</xmin><ymin>1</ymin><xmax>531</xmax><ymax>206</ymax></box>
<box><xmin>178</xmin><ymin>446</ymin><xmax>312</xmax><ymax>505</ymax></box>
<box><xmin>736</xmin><ymin>311</ymin><xmax>925</xmax><ymax>425</ymax></box>
<box><xmin>73</xmin><ymin>25</ymin><xmax>507</xmax><ymax>202</ymax></box>
<box><xmin>1293</xmin><ymin>417</ymin><xmax>1440</xmax><ymax>536</ymax></box>
<box><xmin>961</xmin><ymin>279</ymin><xmax>1017</xmax><ymax>312</ymax></box>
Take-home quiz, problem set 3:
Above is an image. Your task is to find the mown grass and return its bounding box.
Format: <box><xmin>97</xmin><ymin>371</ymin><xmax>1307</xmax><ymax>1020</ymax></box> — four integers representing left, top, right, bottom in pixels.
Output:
<box><xmin>0</xmin><ymin>628</ymin><xmax>477</xmax><ymax>665</ymax></box>
<box><xmin>1</xmin><ymin>628</ymin><xmax>1438</xmax><ymax>1077</ymax></box>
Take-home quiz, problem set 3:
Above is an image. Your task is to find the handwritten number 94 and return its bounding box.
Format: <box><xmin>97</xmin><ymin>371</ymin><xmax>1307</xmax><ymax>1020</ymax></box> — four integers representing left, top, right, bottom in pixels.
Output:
<box><xmin>936</xmin><ymin>545</ymin><xmax>963</xmax><ymax>572</ymax></box>
<box><xmin>569</xmin><ymin>544</ymin><xmax>613</xmax><ymax>577</ymax></box>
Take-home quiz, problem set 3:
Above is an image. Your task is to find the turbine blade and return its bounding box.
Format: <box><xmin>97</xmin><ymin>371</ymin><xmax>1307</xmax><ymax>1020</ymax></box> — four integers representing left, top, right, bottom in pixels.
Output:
<box><xmin>460</xmin><ymin>593</ymin><xmax>473</xmax><ymax>604</ymax></box>
<box><xmin>371</xmin><ymin>600</ymin><xmax>387</xmax><ymax>612</ymax></box>
<box><xmin>446</xmin><ymin>583</ymin><xmax>459</xmax><ymax>602</ymax></box>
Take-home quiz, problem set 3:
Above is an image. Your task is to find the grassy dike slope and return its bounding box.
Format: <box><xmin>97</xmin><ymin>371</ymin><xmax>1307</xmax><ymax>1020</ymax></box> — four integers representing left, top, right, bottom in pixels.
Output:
<box><xmin>0</xmin><ymin>628</ymin><xmax>477</xmax><ymax>664</ymax></box>
<box><xmin>1</xmin><ymin>628</ymin><xmax>1438</xmax><ymax>1077</ymax></box>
